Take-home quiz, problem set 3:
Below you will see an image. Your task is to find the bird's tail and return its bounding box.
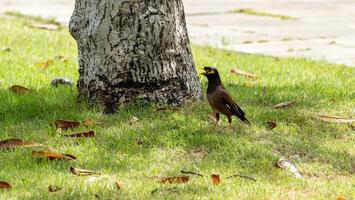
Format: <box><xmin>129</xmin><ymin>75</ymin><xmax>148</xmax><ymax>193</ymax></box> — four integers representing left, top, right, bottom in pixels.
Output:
<box><xmin>241</xmin><ymin>117</ymin><xmax>251</xmax><ymax>126</ymax></box>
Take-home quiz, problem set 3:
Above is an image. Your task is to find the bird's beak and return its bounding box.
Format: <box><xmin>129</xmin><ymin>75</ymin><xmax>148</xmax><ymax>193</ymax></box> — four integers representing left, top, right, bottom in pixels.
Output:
<box><xmin>197</xmin><ymin>67</ymin><xmax>206</xmax><ymax>77</ymax></box>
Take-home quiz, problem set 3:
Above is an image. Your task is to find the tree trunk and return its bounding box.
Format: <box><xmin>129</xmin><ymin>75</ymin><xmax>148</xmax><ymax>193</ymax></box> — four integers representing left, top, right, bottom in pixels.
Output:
<box><xmin>69</xmin><ymin>0</ymin><xmax>201</xmax><ymax>112</ymax></box>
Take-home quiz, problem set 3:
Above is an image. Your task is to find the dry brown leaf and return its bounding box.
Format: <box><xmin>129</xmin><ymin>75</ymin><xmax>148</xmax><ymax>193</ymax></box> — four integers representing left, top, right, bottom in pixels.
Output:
<box><xmin>37</xmin><ymin>60</ymin><xmax>53</xmax><ymax>70</ymax></box>
<box><xmin>30</xmin><ymin>23</ymin><xmax>60</xmax><ymax>31</ymax></box>
<box><xmin>0</xmin><ymin>181</ymin><xmax>12</xmax><ymax>189</ymax></box>
<box><xmin>273</xmin><ymin>101</ymin><xmax>295</xmax><ymax>109</ymax></box>
<box><xmin>82</xmin><ymin>119</ymin><xmax>94</xmax><ymax>126</ymax></box>
<box><xmin>82</xmin><ymin>119</ymin><xmax>102</xmax><ymax>126</ymax></box>
<box><xmin>32</xmin><ymin>150</ymin><xmax>76</xmax><ymax>160</ymax></box>
<box><xmin>55</xmin><ymin>120</ymin><xmax>81</xmax><ymax>131</ymax></box>
<box><xmin>159</xmin><ymin>176</ymin><xmax>189</xmax><ymax>184</ymax></box>
<box><xmin>9</xmin><ymin>85</ymin><xmax>31</xmax><ymax>94</ymax></box>
<box><xmin>0</xmin><ymin>138</ymin><xmax>42</xmax><ymax>149</ymax></box>
<box><xmin>70</xmin><ymin>167</ymin><xmax>101</xmax><ymax>176</ymax></box>
<box><xmin>64</xmin><ymin>131</ymin><xmax>95</xmax><ymax>138</ymax></box>
<box><xmin>266</xmin><ymin>121</ymin><xmax>277</xmax><ymax>130</ymax></box>
<box><xmin>336</xmin><ymin>195</ymin><xmax>347</xmax><ymax>200</ymax></box>
<box><xmin>115</xmin><ymin>180</ymin><xmax>123</xmax><ymax>190</ymax></box>
<box><xmin>48</xmin><ymin>185</ymin><xmax>62</xmax><ymax>192</ymax></box>
<box><xmin>276</xmin><ymin>157</ymin><xmax>303</xmax><ymax>178</ymax></box>
<box><xmin>315</xmin><ymin>115</ymin><xmax>355</xmax><ymax>124</ymax></box>
<box><xmin>211</xmin><ymin>174</ymin><xmax>220</xmax><ymax>185</ymax></box>
<box><xmin>230</xmin><ymin>68</ymin><xmax>257</xmax><ymax>79</ymax></box>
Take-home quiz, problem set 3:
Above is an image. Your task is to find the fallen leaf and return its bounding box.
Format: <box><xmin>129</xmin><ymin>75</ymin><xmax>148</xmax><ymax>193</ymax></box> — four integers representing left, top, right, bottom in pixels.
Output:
<box><xmin>0</xmin><ymin>181</ymin><xmax>11</xmax><ymax>189</ymax></box>
<box><xmin>151</xmin><ymin>187</ymin><xmax>178</xmax><ymax>195</ymax></box>
<box><xmin>159</xmin><ymin>176</ymin><xmax>189</xmax><ymax>184</ymax></box>
<box><xmin>64</xmin><ymin>131</ymin><xmax>95</xmax><ymax>138</ymax></box>
<box><xmin>37</xmin><ymin>60</ymin><xmax>53</xmax><ymax>70</ymax></box>
<box><xmin>30</xmin><ymin>23</ymin><xmax>60</xmax><ymax>31</ymax></box>
<box><xmin>273</xmin><ymin>101</ymin><xmax>295</xmax><ymax>109</ymax></box>
<box><xmin>129</xmin><ymin>116</ymin><xmax>139</xmax><ymax>125</ymax></box>
<box><xmin>48</xmin><ymin>185</ymin><xmax>62</xmax><ymax>192</ymax></box>
<box><xmin>336</xmin><ymin>195</ymin><xmax>347</xmax><ymax>200</ymax></box>
<box><xmin>82</xmin><ymin>119</ymin><xmax>102</xmax><ymax>126</ymax></box>
<box><xmin>276</xmin><ymin>157</ymin><xmax>303</xmax><ymax>178</ymax></box>
<box><xmin>266</xmin><ymin>121</ymin><xmax>277</xmax><ymax>130</ymax></box>
<box><xmin>82</xmin><ymin>119</ymin><xmax>94</xmax><ymax>126</ymax></box>
<box><xmin>226</xmin><ymin>173</ymin><xmax>257</xmax><ymax>181</ymax></box>
<box><xmin>9</xmin><ymin>85</ymin><xmax>31</xmax><ymax>94</ymax></box>
<box><xmin>2</xmin><ymin>47</ymin><xmax>11</xmax><ymax>52</ymax></box>
<box><xmin>115</xmin><ymin>180</ymin><xmax>123</xmax><ymax>190</ymax></box>
<box><xmin>211</xmin><ymin>174</ymin><xmax>220</xmax><ymax>185</ymax></box>
<box><xmin>315</xmin><ymin>115</ymin><xmax>355</xmax><ymax>124</ymax></box>
<box><xmin>0</xmin><ymin>138</ymin><xmax>42</xmax><ymax>149</ymax></box>
<box><xmin>55</xmin><ymin>120</ymin><xmax>81</xmax><ymax>131</ymax></box>
<box><xmin>230</xmin><ymin>68</ymin><xmax>257</xmax><ymax>79</ymax></box>
<box><xmin>70</xmin><ymin>167</ymin><xmax>101</xmax><ymax>176</ymax></box>
<box><xmin>32</xmin><ymin>150</ymin><xmax>76</xmax><ymax>160</ymax></box>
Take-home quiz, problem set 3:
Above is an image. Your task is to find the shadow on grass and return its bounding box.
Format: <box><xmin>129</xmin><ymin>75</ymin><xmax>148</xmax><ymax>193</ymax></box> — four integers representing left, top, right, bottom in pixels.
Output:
<box><xmin>0</xmin><ymin>83</ymin><xmax>353</xmax><ymax>180</ymax></box>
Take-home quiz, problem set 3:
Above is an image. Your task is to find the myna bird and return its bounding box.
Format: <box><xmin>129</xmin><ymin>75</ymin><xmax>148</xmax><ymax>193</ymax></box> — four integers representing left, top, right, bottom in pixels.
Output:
<box><xmin>201</xmin><ymin>66</ymin><xmax>251</xmax><ymax>127</ymax></box>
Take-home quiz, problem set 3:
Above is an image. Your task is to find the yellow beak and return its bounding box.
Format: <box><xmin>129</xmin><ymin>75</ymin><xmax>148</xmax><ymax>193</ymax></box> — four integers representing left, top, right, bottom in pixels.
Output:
<box><xmin>197</xmin><ymin>67</ymin><xmax>206</xmax><ymax>76</ymax></box>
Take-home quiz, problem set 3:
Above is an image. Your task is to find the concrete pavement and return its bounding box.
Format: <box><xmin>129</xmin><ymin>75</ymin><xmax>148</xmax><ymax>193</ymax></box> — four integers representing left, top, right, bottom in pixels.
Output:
<box><xmin>1</xmin><ymin>0</ymin><xmax>354</xmax><ymax>66</ymax></box>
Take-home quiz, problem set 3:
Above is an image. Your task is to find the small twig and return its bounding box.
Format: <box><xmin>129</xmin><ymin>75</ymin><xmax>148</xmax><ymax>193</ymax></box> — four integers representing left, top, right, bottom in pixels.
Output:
<box><xmin>260</xmin><ymin>86</ymin><xmax>266</xmax><ymax>98</ymax></box>
<box><xmin>226</xmin><ymin>173</ymin><xmax>257</xmax><ymax>181</ymax></box>
<box><xmin>180</xmin><ymin>170</ymin><xmax>204</xmax><ymax>177</ymax></box>
<box><xmin>151</xmin><ymin>187</ymin><xmax>178</xmax><ymax>195</ymax></box>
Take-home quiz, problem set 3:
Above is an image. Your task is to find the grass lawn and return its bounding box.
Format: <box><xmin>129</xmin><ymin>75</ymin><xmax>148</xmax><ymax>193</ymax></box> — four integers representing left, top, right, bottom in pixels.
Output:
<box><xmin>0</xmin><ymin>14</ymin><xmax>354</xmax><ymax>200</ymax></box>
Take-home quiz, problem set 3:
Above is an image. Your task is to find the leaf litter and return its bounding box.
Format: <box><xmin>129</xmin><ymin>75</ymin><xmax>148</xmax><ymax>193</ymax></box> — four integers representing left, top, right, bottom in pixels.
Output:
<box><xmin>273</xmin><ymin>101</ymin><xmax>295</xmax><ymax>109</ymax></box>
<box><xmin>64</xmin><ymin>131</ymin><xmax>95</xmax><ymax>138</ymax></box>
<box><xmin>70</xmin><ymin>167</ymin><xmax>102</xmax><ymax>176</ymax></box>
<box><xmin>9</xmin><ymin>85</ymin><xmax>31</xmax><ymax>94</ymax></box>
<box><xmin>276</xmin><ymin>157</ymin><xmax>303</xmax><ymax>178</ymax></box>
<box><xmin>315</xmin><ymin>115</ymin><xmax>355</xmax><ymax>124</ymax></box>
<box><xmin>0</xmin><ymin>138</ymin><xmax>42</xmax><ymax>149</ymax></box>
<box><xmin>230</xmin><ymin>68</ymin><xmax>257</xmax><ymax>79</ymax></box>
<box><xmin>32</xmin><ymin>150</ymin><xmax>77</xmax><ymax>160</ymax></box>
<box><xmin>0</xmin><ymin>181</ymin><xmax>12</xmax><ymax>189</ymax></box>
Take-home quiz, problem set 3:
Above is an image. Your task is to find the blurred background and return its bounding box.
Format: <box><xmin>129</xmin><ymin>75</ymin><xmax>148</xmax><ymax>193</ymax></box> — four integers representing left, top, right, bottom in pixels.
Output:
<box><xmin>1</xmin><ymin>0</ymin><xmax>354</xmax><ymax>66</ymax></box>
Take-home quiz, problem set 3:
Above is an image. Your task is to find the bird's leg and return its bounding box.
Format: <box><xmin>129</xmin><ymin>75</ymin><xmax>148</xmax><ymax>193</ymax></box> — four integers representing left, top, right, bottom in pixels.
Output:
<box><xmin>227</xmin><ymin>116</ymin><xmax>233</xmax><ymax>129</ymax></box>
<box><xmin>213</xmin><ymin>113</ymin><xmax>220</xmax><ymax>128</ymax></box>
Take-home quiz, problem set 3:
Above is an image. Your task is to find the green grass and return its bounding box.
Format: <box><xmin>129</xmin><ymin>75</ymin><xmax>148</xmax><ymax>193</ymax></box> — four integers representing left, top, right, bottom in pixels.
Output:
<box><xmin>1</xmin><ymin>14</ymin><xmax>354</xmax><ymax>200</ymax></box>
<box><xmin>232</xmin><ymin>8</ymin><xmax>297</xmax><ymax>20</ymax></box>
<box><xmin>4</xmin><ymin>11</ymin><xmax>61</xmax><ymax>26</ymax></box>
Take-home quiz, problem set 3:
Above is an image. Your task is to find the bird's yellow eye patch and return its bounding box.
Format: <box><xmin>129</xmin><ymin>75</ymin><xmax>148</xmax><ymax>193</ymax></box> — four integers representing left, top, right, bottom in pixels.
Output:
<box><xmin>206</xmin><ymin>69</ymin><xmax>215</xmax><ymax>74</ymax></box>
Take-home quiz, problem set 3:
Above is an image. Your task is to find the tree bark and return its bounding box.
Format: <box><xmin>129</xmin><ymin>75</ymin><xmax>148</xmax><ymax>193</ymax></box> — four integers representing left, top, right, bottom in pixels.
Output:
<box><xmin>69</xmin><ymin>0</ymin><xmax>201</xmax><ymax>112</ymax></box>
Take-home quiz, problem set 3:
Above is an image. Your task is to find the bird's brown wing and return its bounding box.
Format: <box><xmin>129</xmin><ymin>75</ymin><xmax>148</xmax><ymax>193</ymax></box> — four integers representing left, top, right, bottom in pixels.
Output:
<box><xmin>220</xmin><ymin>89</ymin><xmax>250</xmax><ymax>125</ymax></box>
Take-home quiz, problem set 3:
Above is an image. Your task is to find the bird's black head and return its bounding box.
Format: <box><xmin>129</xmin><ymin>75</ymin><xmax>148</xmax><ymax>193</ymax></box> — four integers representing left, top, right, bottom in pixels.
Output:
<box><xmin>201</xmin><ymin>66</ymin><xmax>220</xmax><ymax>80</ymax></box>
<box><xmin>200</xmin><ymin>66</ymin><xmax>222</xmax><ymax>87</ymax></box>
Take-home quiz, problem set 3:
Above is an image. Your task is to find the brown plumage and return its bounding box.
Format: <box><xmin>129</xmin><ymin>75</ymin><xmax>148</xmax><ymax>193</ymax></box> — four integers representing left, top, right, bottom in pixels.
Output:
<box><xmin>201</xmin><ymin>66</ymin><xmax>250</xmax><ymax>126</ymax></box>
